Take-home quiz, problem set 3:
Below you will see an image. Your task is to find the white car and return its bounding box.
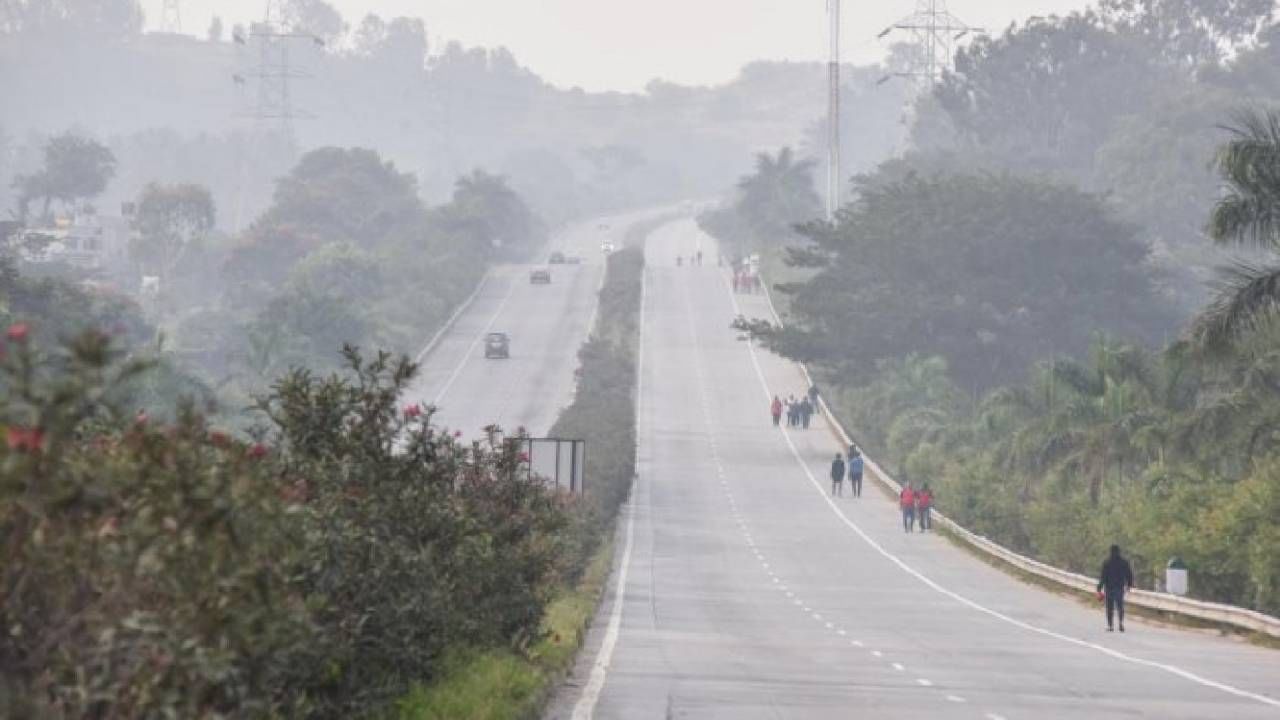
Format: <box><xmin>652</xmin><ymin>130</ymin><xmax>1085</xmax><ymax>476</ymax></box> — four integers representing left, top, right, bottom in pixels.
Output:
<box><xmin>601</xmin><ymin>241</ymin><xmax>616</xmax><ymax>254</ymax></box>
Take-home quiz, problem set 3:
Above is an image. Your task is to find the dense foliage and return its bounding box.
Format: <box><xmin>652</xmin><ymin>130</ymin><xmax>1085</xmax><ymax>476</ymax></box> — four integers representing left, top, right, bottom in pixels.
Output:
<box><xmin>0</xmin><ymin>330</ymin><xmax>582</xmax><ymax>718</ymax></box>
<box><xmin>744</xmin><ymin>171</ymin><xmax>1174</xmax><ymax>392</ymax></box>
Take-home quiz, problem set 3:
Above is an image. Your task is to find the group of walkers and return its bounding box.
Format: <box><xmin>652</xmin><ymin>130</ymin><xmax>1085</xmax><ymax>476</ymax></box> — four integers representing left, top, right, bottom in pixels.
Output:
<box><xmin>898</xmin><ymin>482</ymin><xmax>934</xmax><ymax>533</ymax></box>
<box><xmin>676</xmin><ymin>250</ymin><xmax>705</xmax><ymax>267</ymax></box>
<box><xmin>828</xmin><ymin>446</ymin><xmax>865</xmax><ymax>498</ymax></box>
<box><xmin>732</xmin><ymin>271</ymin><xmax>762</xmax><ymax>294</ymax></box>
<box><xmin>769</xmin><ymin>385</ymin><xmax>821</xmax><ymax>429</ymax></box>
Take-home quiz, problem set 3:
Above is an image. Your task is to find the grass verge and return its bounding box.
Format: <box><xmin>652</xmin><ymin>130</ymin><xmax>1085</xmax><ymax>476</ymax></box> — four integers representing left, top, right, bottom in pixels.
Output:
<box><xmin>393</xmin><ymin>536</ymin><xmax>616</xmax><ymax>720</ymax></box>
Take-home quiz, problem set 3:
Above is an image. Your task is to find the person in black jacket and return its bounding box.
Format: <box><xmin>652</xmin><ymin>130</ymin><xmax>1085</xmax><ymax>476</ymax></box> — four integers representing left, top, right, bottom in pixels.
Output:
<box><xmin>1097</xmin><ymin>545</ymin><xmax>1135</xmax><ymax>632</ymax></box>
<box><xmin>829</xmin><ymin>454</ymin><xmax>845</xmax><ymax>496</ymax></box>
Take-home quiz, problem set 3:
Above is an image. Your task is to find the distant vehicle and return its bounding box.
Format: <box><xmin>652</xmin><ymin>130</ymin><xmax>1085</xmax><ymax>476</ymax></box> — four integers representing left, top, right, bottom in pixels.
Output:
<box><xmin>601</xmin><ymin>241</ymin><xmax>616</xmax><ymax>254</ymax></box>
<box><xmin>565</xmin><ymin>255</ymin><xmax>583</xmax><ymax>265</ymax></box>
<box><xmin>530</xmin><ymin>268</ymin><xmax>551</xmax><ymax>284</ymax></box>
<box><xmin>484</xmin><ymin>332</ymin><xmax>510</xmax><ymax>359</ymax></box>
<box><xmin>548</xmin><ymin>251</ymin><xmax>566</xmax><ymax>264</ymax></box>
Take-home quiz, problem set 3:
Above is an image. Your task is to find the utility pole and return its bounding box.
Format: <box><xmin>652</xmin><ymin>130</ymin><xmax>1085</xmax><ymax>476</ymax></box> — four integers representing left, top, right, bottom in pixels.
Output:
<box><xmin>159</xmin><ymin>0</ymin><xmax>181</xmax><ymax>33</ymax></box>
<box><xmin>826</xmin><ymin>0</ymin><xmax>841</xmax><ymax>221</ymax></box>
<box><xmin>877</xmin><ymin>0</ymin><xmax>978</xmax><ymax>88</ymax></box>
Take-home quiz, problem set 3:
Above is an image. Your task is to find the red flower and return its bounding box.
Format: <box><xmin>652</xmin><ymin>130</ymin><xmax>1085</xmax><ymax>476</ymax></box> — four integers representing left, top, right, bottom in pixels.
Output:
<box><xmin>6</xmin><ymin>323</ymin><xmax>29</xmax><ymax>343</ymax></box>
<box><xmin>453</xmin><ymin>430</ymin><xmax>462</xmax><ymax>438</ymax></box>
<box><xmin>248</xmin><ymin>443</ymin><xmax>269</xmax><ymax>460</ymax></box>
<box><xmin>403</xmin><ymin>403</ymin><xmax>422</xmax><ymax>419</ymax></box>
<box><xmin>208</xmin><ymin>430</ymin><xmax>231</xmax><ymax>448</ymax></box>
<box><xmin>518</xmin><ymin>452</ymin><xmax>530</xmax><ymax>463</ymax></box>
<box><xmin>134</xmin><ymin>410</ymin><xmax>149</xmax><ymax>427</ymax></box>
<box><xmin>6</xmin><ymin>426</ymin><xmax>44</xmax><ymax>453</ymax></box>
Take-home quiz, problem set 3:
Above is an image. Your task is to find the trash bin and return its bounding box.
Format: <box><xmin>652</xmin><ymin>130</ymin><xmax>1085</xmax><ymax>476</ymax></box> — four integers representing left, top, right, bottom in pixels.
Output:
<box><xmin>1166</xmin><ymin>557</ymin><xmax>1188</xmax><ymax>596</ymax></box>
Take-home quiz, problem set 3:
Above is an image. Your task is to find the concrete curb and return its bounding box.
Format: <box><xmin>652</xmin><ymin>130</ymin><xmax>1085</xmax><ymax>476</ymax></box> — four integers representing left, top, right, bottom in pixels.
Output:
<box><xmin>756</xmin><ymin>274</ymin><xmax>1280</xmax><ymax>640</ymax></box>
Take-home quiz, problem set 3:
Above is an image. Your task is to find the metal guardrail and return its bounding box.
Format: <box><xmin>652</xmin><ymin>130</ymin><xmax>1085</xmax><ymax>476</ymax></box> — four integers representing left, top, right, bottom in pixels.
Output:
<box><xmin>757</xmin><ymin>275</ymin><xmax>1280</xmax><ymax>639</ymax></box>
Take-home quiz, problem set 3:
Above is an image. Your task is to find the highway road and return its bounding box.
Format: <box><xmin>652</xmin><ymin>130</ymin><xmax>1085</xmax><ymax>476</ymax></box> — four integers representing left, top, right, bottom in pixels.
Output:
<box><xmin>406</xmin><ymin>209</ymin><xmax>668</xmax><ymax>439</ymax></box>
<box><xmin>549</xmin><ymin>219</ymin><xmax>1280</xmax><ymax>719</ymax></box>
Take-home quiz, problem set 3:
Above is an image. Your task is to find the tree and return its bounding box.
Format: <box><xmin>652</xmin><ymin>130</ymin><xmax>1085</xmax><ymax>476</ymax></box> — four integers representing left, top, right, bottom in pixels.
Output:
<box><xmin>207</xmin><ymin>15</ymin><xmax>223</xmax><ymax>42</ymax></box>
<box><xmin>926</xmin><ymin>14</ymin><xmax>1177</xmax><ymax>184</ymax></box>
<box><xmin>281</xmin><ymin>0</ymin><xmax>344</xmax><ymax>43</ymax></box>
<box><xmin>1098</xmin><ymin>0</ymin><xmax>1275</xmax><ymax>66</ymax></box>
<box><xmin>0</xmin><ymin>0</ymin><xmax>143</xmax><ymax>37</ymax></box>
<box><xmin>131</xmin><ymin>182</ymin><xmax>216</xmax><ymax>286</ymax></box>
<box><xmin>736</xmin><ymin>147</ymin><xmax>821</xmax><ymax>243</ymax></box>
<box><xmin>12</xmin><ymin>132</ymin><xmax>116</xmax><ymax>222</ymax></box>
<box><xmin>437</xmin><ymin>169</ymin><xmax>545</xmax><ymax>259</ymax></box>
<box><xmin>1193</xmin><ymin>109</ymin><xmax>1280</xmax><ymax>353</ymax></box>
<box><xmin>748</xmin><ymin>170</ymin><xmax>1174</xmax><ymax>391</ymax></box>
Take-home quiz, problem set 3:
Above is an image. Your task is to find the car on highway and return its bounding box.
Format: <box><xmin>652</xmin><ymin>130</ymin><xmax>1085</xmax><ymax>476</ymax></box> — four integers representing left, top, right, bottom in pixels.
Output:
<box><xmin>548</xmin><ymin>251</ymin><xmax>566</xmax><ymax>264</ymax></box>
<box><xmin>530</xmin><ymin>268</ymin><xmax>551</xmax><ymax>284</ymax></box>
<box><xmin>483</xmin><ymin>332</ymin><xmax>510</xmax><ymax>359</ymax></box>
<box><xmin>601</xmin><ymin>241</ymin><xmax>616</xmax><ymax>254</ymax></box>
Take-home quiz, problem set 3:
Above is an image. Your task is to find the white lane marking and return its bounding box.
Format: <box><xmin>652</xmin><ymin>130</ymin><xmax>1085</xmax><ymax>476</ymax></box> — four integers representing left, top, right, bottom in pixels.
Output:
<box><xmin>837</xmin><ymin>629</ymin><xmax>847</xmax><ymax>636</ymax></box>
<box><xmin>725</xmin><ymin>278</ymin><xmax>1280</xmax><ymax>710</ymax></box>
<box><xmin>917</xmin><ymin>679</ymin><xmax>934</xmax><ymax>687</ymax></box>
<box><xmin>570</xmin><ymin>258</ymin><xmax>650</xmax><ymax>720</ymax></box>
<box><xmin>872</xmin><ymin>651</ymin><xmax>883</xmax><ymax>658</ymax></box>
<box><xmin>946</xmin><ymin>695</ymin><xmax>966</xmax><ymax>703</ymax></box>
<box><xmin>987</xmin><ymin>714</ymin><xmax>1008</xmax><ymax>720</ymax></box>
<box><xmin>430</xmin><ymin>273</ymin><xmax>521</xmax><ymax>406</ymax></box>
<box><xmin>415</xmin><ymin>272</ymin><xmax>491</xmax><ymax>363</ymax></box>
<box><xmin>891</xmin><ymin>663</ymin><xmax>905</xmax><ymax>671</ymax></box>
<box><xmin>853</xmin><ymin>640</ymin><xmax>864</xmax><ymax>647</ymax></box>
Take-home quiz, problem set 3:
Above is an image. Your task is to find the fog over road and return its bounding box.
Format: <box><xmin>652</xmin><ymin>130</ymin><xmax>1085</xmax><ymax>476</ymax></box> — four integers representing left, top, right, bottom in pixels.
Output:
<box><xmin>546</xmin><ymin>220</ymin><xmax>1280</xmax><ymax>720</ymax></box>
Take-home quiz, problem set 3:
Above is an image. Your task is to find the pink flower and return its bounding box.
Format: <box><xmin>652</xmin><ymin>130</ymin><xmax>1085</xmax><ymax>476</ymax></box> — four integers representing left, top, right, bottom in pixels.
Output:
<box><xmin>6</xmin><ymin>323</ymin><xmax>29</xmax><ymax>343</ymax></box>
<box><xmin>6</xmin><ymin>426</ymin><xmax>44</xmax><ymax>453</ymax></box>
<box><xmin>208</xmin><ymin>431</ymin><xmax>231</xmax><ymax>448</ymax></box>
<box><xmin>134</xmin><ymin>410</ymin><xmax>149</xmax><ymax>427</ymax></box>
<box><xmin>518</xmin><ymin>452</ymin><xmax>530</xmax><ymax>463</ymax></box>
<box><xmin>248</xmin><ymin>443</ymin><xmax>269</xmax><ymax>460</ymax></box>
<box><xmin>403</xmin><ymin>404</ymin><xmax>422</xmax><ymax>419</ymax></box>
<box><xmin>453</xmin><ymin>430</ymin><xmax>462</xmax><ymax>438</ymax></box>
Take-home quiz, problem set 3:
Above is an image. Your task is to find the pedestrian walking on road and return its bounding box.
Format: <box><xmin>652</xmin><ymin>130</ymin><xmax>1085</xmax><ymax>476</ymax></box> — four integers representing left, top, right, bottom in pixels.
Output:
<box><xmin>917</xmin><ymin>484</ymin><xmax>934</xmax><ymax>531</ymax></box>
<box><xmin>1097</xmin><ymin>545</ymin><xmax>1135</xmax><ymax>632</ymax></box>
<box><xmin>900</xmin><ymin>483</ymin><xmax>916</xmax><ymax>533</ymax></box>
<box><xmin>807</xmin><ymin>384</ymin><xmax>820</xmax><ymax>408</ymax></box>
<box><xmin>770</xmin><ymin>395</ymin><xmax>783</xmax><ymax>427</ymax></box>
<box><xmin>848</xmin><ymin>451</ymin><xmax>864</xmax><ymax>498</ymax></box>
<box><xmin>799</xmin><ymin>398</ymin><xmax>813</xmax><ymax>429</ymax></box>
<box><xmin>830</xmin><ymin>454</ymin><xmax>845</xmax><ymax>497</ymax></box>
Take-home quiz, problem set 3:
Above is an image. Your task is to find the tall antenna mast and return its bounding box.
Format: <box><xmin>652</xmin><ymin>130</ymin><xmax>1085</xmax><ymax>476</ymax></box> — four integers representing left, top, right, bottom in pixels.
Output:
<box><xmin>159</xmin><ymin>0</ymin><xmax>181</xmax><ymax>33</ymax></box>
<box><xmin>826</xmin><ymin>0</ymin><xmax>841</xmax><ymax>221</ymax></box>
<box><xmin>877</xmin><ymin>0</ymin><xmax>979</xmax><ymax>88</ymax></box>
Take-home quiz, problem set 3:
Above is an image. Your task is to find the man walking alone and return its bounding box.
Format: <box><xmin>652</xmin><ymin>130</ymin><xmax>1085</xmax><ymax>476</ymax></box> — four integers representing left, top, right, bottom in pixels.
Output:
<box><xmin>1096</xmin><ymin>545</ymin><xmax>1135</xmax><ymax>632</ymax></box>
<box><xmin>829</xmin><ymin>454</ymin><xmax>845</xmax><ymax>497</ymax></box>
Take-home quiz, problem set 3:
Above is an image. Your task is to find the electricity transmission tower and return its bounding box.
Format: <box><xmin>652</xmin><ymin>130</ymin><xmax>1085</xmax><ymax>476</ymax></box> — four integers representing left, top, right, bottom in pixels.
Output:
<box><xmin>159</xmin><ymin>0</ymin><xmax>181</xmax><ymax>33</ymax></box>
<box><xmin>826</xmin><ymin>0</ymin><xmax>841</xmax><ymax>221</ymax></box>
<box><xmin>877</xmin><ymin>0</ymin><xmax>979</xmax><ymax>88</ymax></box>
<box><xmin>233</xmin><ymin>0</ymin><xmax>322</xmax><ymax>146</ymax></box>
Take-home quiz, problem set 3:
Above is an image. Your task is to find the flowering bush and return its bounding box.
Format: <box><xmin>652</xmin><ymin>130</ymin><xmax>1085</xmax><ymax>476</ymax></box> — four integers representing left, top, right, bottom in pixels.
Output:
<box><xmin>2</xmin><ymin>333</ymin><xmax>579</xmax><ymax>718</ymax></box>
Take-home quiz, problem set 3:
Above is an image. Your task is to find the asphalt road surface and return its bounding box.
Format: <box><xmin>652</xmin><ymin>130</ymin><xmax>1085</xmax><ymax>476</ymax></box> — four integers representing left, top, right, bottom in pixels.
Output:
<box><xmin>406</xmin><ymin>209</ymin><xmax>670</xmax><ymax>439</ymax></box>
<box><xmin>547</xmin><ymin>219</ymin><xmax>1280</xmax><ymax>720</ymax></box>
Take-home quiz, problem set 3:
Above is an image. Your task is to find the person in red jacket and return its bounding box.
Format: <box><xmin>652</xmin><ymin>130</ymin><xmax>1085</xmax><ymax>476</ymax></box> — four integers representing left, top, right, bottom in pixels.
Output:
<box><xmin>770</xmin><ymin>396</ymin><xmax>783</xmax><ymax>427</ymax></box>
<box><xmin>916</xmin><ymin>484</ymin><xmax>934</xmax><ymax>531</ymax></box>
<box><xmin>899</xmin><ymin>483</ymin><xmax>916</xmax><ymax>533</ymax></box>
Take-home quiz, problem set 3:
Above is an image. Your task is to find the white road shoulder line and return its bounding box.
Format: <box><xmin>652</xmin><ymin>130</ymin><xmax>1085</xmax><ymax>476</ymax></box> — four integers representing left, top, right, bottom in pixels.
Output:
<box><xmin>430</xmin><ymin>273</ymin><xmax>522</xmax><ymax>406</ymax></box>
<box><xmin>724</xmin><ymin>272</ymin><xmax>1280</xmax><ymax>710</ymax></box>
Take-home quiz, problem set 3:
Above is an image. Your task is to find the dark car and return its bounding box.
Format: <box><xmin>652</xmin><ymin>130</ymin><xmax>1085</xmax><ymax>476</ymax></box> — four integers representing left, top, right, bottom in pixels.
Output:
<box><xmin>484</xmin><ymin>332</ymin><xmax>510</xmax><ymax>359</ymax></box>
<box><xmin>530</xmin><ymin>268</ymin><xmax>551</xmax><ymax>284</ymax></box>
<box><xmin>548</xmin><ymin>251</ymin><xmax>566</xmax><ymax>264</ymax></box>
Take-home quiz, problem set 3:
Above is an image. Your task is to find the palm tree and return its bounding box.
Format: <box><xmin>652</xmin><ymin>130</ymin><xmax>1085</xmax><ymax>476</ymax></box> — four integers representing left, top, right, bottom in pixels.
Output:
<box><xmin>735</xmin><ymin>147</ymin><xmax>822</xmax><ymax>247</ymax></box>
<box><xmin>1194</xmin><ymin>109</ymin><xmax>1280</xmax><ymax>353</ymax></box>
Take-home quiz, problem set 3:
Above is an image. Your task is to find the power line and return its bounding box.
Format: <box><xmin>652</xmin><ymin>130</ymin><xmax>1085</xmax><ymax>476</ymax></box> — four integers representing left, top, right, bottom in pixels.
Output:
<box><xmin>231</xmin><ymin>0</ymin><xmax>324</xmax><ymax>147</ymax></box>
<box><xmin>877</xmin><ymin>0</ymin><xmax>981</xmax><ymax>88</ymax></box>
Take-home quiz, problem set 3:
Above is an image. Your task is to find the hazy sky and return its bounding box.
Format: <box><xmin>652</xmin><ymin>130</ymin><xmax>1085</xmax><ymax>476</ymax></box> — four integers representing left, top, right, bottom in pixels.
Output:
<box><xmin>161</xmin><ymin>0</ymin><xmax>1094</xmax><ymax>91</ymax></box>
